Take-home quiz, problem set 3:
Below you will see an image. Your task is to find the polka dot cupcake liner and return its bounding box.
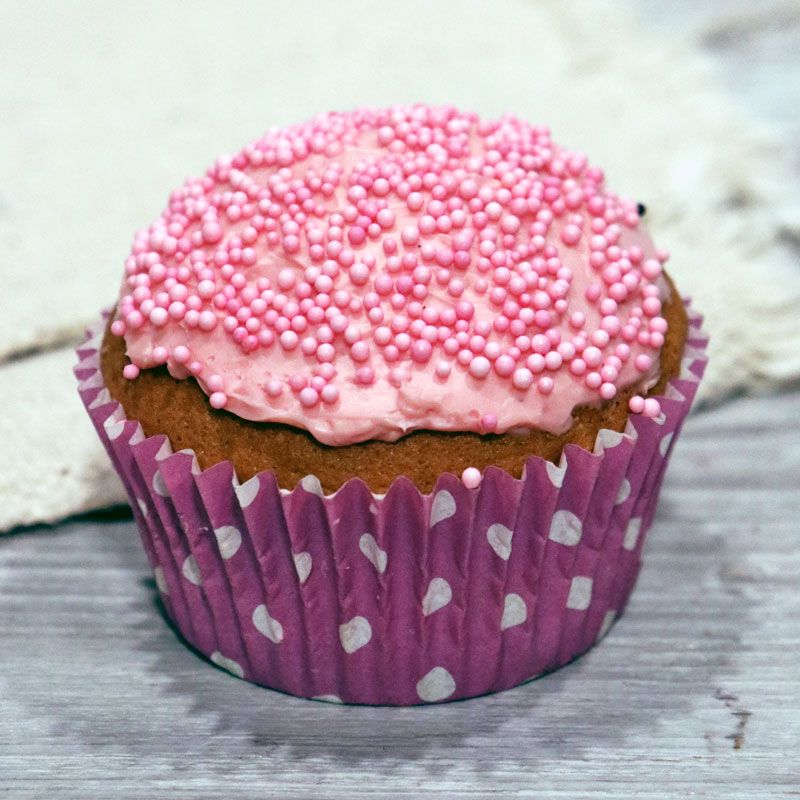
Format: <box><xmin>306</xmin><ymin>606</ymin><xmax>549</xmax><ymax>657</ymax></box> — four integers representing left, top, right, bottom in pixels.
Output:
<box><xmin>75</xmin><ymin>306</ymin><xmax>707</xmax><ymax>705</ymax></box>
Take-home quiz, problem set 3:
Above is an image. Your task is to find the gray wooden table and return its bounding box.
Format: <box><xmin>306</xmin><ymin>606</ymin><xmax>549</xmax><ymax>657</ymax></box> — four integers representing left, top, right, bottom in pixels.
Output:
<box><xmin>1</xmin><ymin>389</ymin><xmax>798</xmax><ymax>799</ymax></box>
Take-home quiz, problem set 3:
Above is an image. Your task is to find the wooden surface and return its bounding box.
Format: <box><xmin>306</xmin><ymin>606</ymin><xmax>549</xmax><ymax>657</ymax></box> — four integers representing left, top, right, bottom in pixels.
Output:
<box><xmin>1</xmin><ymin>389</ymin><xmax>799</xmax><ymax>799</ymax></box>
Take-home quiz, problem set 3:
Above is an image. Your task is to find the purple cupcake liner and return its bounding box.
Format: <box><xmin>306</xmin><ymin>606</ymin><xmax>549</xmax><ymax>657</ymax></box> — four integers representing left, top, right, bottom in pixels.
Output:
<box><xmin>75</xmin><ymin>306</ymin><xmax>707</xmax><ymax>705</ymax></box>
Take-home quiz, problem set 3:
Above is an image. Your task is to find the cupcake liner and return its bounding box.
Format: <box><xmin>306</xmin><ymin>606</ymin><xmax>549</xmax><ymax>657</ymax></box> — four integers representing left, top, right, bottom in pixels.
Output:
<box><xmin>75</xmin><ymin>305</ymin><xmax>708</xmax><ymax>705</ymax></box>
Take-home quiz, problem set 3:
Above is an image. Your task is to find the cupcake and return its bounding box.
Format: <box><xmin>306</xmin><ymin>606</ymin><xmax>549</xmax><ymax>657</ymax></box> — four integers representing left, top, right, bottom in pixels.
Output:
<box><xmin>76</xmin><ymin>105</ymin><xmax>707</xmax><ymax>704</ymax></box>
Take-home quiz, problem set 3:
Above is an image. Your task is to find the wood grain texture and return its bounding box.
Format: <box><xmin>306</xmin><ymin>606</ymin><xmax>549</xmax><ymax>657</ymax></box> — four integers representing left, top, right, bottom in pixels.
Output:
<box><xmin>1</xmin><ymin>389</ymin><xmax>799</xmax><ymax>799</ymax></box>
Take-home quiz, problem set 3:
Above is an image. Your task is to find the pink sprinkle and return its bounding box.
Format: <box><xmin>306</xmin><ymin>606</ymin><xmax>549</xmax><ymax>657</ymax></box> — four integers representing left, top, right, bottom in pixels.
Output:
<box><xmin>198</xmin><ymin>310</ymin><xmax>217</xmax><ymax>331</ymax></box>
<box><xmin>197</xmin><ymin>279</ymin><xmax>216</xmax><ymax>299</ymax></box>
<box><xmin>583</xmin><ymin>346</ymin><xmax>603</xmax><ymax>368</ymax></box>
<box><xmin>288</xmin><ymin>374</ymin><xmax>307</xmax><ymax>392</ymax></box>
<box><xmin>435</xmin><ymin>360</ymin><xmax>451</xmax><ymax>379</ymax></box>
<box><xmin>149</xmin><ymin>307</ymin><xmax>168</xmax><ymax>327</ymax></box>
<box><xmin>544</xmin><ymin>351</ymin><xmax>563</xmax><ymax>371</ymax></box>
<box><xmin>317</xmin><ymin>343</ymin><xmax>335</xmax><ymax>362</ymax></box>
<box><xmin>461</xmin><ymin>467</ymin><xmax>482</xmax><ymax>489</ymax></box>
<box><xmin>468</xmin><ymin>356</ymin><xmax>491</xmax><ymax>379</ymax></box>
<box><xmin>299</xmin><ymin>387</ymin><xmax>319</xmax><ymax>407</ymax></box>
<box><xmin>481</xmin><ymin>413</ymin><xmax>498</xmax><ymax>432</ymax></box>
<box><xmin>356</xmin><ymin>366</ymin><xmax>375</xmax><ymax>385</ymax></box>
<box><xmin>172</xmin><ymin>345</ymin><xmax>190</xmax><ymax>364</ymax></box>
<box><xmin>494</xmin><ymin>354</ymin><xmax>515</xmax><ymax>377</ymax></box>
<box><xmin>317</xmin><ymin>363</ymin><xmax>336</xmax><ymax>380</ymax></box>
<box><xmin>512</xmin><ymin>368</ymin><xmax>534</xmax><ymax>390</ymax></box>
<box><xmin>569</xmin><ymin>355</ymin><xmax>587</xmax><ymax>375</ymax></box>
<box><xmin>560</xmin><ymin>223</ymin><xmax>582</xmax><ymax>246</ymax></box>
<box><xmin>265</xmin><ymin>379</ymin><xmax>283</xmax><ymax>397</ymax></box>
<box><xmin>642</xmin><ymin>258</ymin><xmax>662</xmax><ymax>279</ymax></box>
<box><xmin>585</xmin><ymin>285</ymin><xmax>601</xmax><ymax>303</ymax></box>
<box><xmin>280</xmin><ymin>330</ymin><xmax>299</xmax><ymax>350</ymax></box>
<box><xmin>643</xmin><ymin>398</ymin><xmax>661</xmax><ymax>418</ymax></box>
<box><xmin>122</xmin><ymin>364</ymin><xmax>140</xmax><ymax>380</ymax></box>
<box><xmin>642</xmin><ymin>297</ymin><xmax>661</xmax><ymax>317</ymax></box>
<box><xmin>350</xmin><ymin>341</ymin><xmax>369</xmax><ymax>361</ymax></box>
<box><xmin>321</xmin><ymin>384</ymin><xmax>339</xmax><ymax>404</ymax></box>
<box><xmin>411</xmin><ymin>340</ymin><xmax>433</xmax><ymax>363</ymax></box>
<box><xmin>209</xmin><ymin>391</ymin><xmax>227</xmax><ymax>409</ymax></box>
<box><xmin>628</xmin><ymin>395</ymin><xmax>646</xmax><ymax>414</ymax></box>
<box><xmin>202</xmin><ymin>222</ymin><xmax>222</xmax><ymax>243</ymax></box>
<box><xmin>585</xmin><ymin>371</ymin><xmax>602</xmax><ymax>389</ymax></box>
<box><xmin>537</xmin><ymin>376</ymin><xmax>554</xmax><ymax>394</ymax></box>
<box><xmin>569</xmin><ymin>311</ymin><xmax>586</xmax><ymax>330</ymax></box>
<box><xmin>599</xmin><ymin>382</ymin><xmax>617</xmax><ymax>400</ymax></box>
<box><xmin>527</xmin><ymin>353</ymin><xmax>546</xmax><ymax>373</ymax></box>
<box><xmin>455</xmin><ymin>300</ymin><xmax>474</xmax><ymax>320</ymax></box>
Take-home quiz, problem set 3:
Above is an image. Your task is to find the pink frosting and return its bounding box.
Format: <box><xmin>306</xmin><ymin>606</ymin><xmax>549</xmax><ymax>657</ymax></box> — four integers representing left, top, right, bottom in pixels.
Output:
<box><xmin>113</xmin><ymin>105</ymin><xmax>670</xmax><ymax>446</ymax></box>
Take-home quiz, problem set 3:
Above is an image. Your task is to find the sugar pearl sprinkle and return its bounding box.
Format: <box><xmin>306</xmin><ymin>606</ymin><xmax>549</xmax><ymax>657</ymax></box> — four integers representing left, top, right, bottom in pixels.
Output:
<box><xmin>115</xmin><ymin>105</ymin><xmax>667</xmax><ymax>442</ymax></box>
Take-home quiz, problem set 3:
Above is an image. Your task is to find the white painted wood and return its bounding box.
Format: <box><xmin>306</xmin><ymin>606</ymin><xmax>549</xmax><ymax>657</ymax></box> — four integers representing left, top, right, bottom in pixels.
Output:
<box><xmin>3</xmin><ymin>0</ymin><xmax>800</xmax><ymax>534</ymax></box>
<box><xmin>1</xmin><ymin>390</ymin><xmax>798</xmax><ymax>799</ymax></box>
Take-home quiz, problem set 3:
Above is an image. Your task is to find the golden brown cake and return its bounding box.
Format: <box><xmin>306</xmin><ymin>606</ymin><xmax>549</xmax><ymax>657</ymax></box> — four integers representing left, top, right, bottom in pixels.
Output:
<box><xmin>100</xmin><ymin>279</ymin><xmax>686</xmax><ymax>493</ymax></box>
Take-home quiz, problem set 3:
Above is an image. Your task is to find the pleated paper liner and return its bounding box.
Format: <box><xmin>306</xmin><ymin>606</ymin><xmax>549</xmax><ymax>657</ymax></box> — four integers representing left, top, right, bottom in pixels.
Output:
<box><xmin>76</xmin><ymin>306</ymin><xmax>707</xmax><ymax>705</ymax></box>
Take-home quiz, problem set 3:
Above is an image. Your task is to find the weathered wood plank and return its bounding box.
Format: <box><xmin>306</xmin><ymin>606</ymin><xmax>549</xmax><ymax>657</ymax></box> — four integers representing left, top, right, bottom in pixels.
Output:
<box><xmin>1</xmin><ymin>390</ymin><xmax>798</xmax><ymax>799</ymax></box>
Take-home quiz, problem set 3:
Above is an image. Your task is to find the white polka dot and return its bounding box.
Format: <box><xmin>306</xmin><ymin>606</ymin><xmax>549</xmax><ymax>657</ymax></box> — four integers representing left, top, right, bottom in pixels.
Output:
<box><xmin>80</xmin><ymin>368</ymin><xmax>104</xmax><ymax>389</ymax></box>
<box><xmin>422</xmin><ymin>577</ymin><xmax>452</xmax><ymax>616</ymax></box>
<box><xmin>546</xmin><ymin>460</ymin><xmax>566</xmax><ymax>488</ymax></box>
<box><xmin>88</xmin><ymin>389</ymin><xmax>111</xmax><ymax>409</ymax></box>
<box><xmin>103</xmin><ymin>418</ymin><xmax>126</xmax><ymax>440</ymax></box>
<box><xmin>487</xmin><ymin>523</ymin><xmax>513</xmax><ymax>560</ymax></box>
<box><xmin>235</xmin><ymin>476</ymin><xmax>260</xmax><ymax>508</ymax></box>
<box><xmin>358</xmin><ymin>533</ymin><xmax>387</xmax><ymax>574</ymax></box>
<box><xmin>597</xmin><ymin>609</ymin><xmax>617</xmax><ymax>641</ymax></box>
<box><xmin>182</xmin><ymin>555</ymin><xmax>202</xmax><ymax>585</ymax></box>
<box><xmin>312</xmin><ymin>694</ymin><xmax>343</xmax><ymax>704</ymax></box>
<box><xmin>623</xmin><ymin>517</ymin><xmax>642</xmax><ymax>551</ymax></box>
<box><xmin>155</xmin><ymin>441</ymin><xmax>172</xmax><ymax>461</ymax></box>
<box><xmin>152</xmin><ymin>469</ymin><xmax>169</xmax><ymax>497</ymax></box>
<box><xmin>665</xmin><ymin>384</ymin><xmax>686</xmax><ymax>403</ymax></box>
<box><xmin>654</xmin><ymin>412</ymin><xmax>667</xmax><ymax>426</ymax></box>
<box><xmin>210</xmin><ymin>651</ymin><xmax>244</xmax><ymax>678</ymax></box>
<box><xmin>430</xmin><ymin>490</ymin><xmax>456</xmax><ymax>526</ymax></box>
<box><xmin>252</xmin><ymin>604</ymin><xmax>284</xmax><ymax>644</ymax></box>
<box><xmin>300</xmin><ymin>475</ymin><xmax>324</xmax><ymax>496</ymax></box>
<box><xmin>339</xmin><ymin>616</ymin><xmax>372</xmax><ymax>654</ymax></box>
<box><xmin>566</xmin><ymin>576</ymin><xmax>593</xmax><ymax>610</ymax></box>
<box><xmin>659</xmin><ymin>432</ymin><xmax>674</xmax><ymax>457</ymax></box>
<box><xmin>416</xmin><ymin>666</ymin><xmax>456</xmax><ymax>703</ymax></box>
<box><xmin>548</xmin><ymin>510</ymin><xmax>583</xmax><ymax>546</ymax></box>
<box><xmin>596</xmin><ymin>428</ymin><xmax>624</xmax><ymax>450</ymax></box>
<box><xmin>292</xmin><ymin>551</ymin><xmax>312</xmax><ymax>584</ymax></box>
<box><xmin>153</xmin><ymin>566</ymin><xmax>168</xmax><ymax>594</ymax></box>
<box><xmin>615</xmin><ymin>479</ymin><xmax>631</xmax><ymax>506</ymax></box>
<box><xmin>213</xmin><ymin>525</ymin><xmax>242</xmax><ymax>559</ymax></box>
<box><xmin>501</xmin><ymin>593</ymin><xmax>527</xmax><ymax>630</ymax></box>
<box><xmin>136</xmin><ymin>498</ymin><xmax>149</xmax><ymax>517</ymax></box>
